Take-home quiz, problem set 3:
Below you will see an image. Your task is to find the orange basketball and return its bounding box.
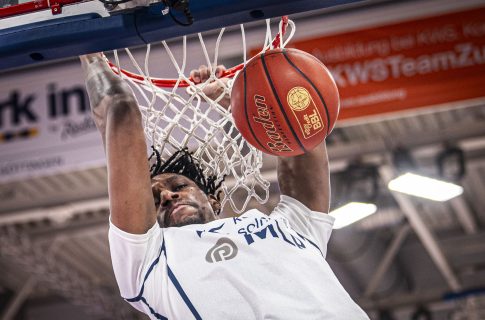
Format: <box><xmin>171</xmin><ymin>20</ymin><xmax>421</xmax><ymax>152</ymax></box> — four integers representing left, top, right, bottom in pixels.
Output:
<box><xmin>231</xmin><ymin>48</ymin><xmax>340</xmax><ymax>156</ymax></box>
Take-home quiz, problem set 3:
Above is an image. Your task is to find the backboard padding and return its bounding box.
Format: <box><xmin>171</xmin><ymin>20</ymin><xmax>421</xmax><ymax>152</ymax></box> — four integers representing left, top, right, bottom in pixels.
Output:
<box><xmin>0</xmin><ymin>0</ymin><xmax>363</xmax><ymax>72</ymax></box>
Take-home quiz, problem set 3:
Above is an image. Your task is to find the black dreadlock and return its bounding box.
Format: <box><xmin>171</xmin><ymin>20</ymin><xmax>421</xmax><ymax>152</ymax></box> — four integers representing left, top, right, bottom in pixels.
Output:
<box><xmin>149</xmin><ymin>147</ymin><xmax>225</xmax><ymax>214</ymax></box>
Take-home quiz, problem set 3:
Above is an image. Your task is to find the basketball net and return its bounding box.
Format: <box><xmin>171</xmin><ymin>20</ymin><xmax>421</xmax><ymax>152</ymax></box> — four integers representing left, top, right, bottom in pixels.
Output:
<box><xmin>106</xmin><ymin>17</ymin><xmax>295</xmax><ymax>214</ymax></box>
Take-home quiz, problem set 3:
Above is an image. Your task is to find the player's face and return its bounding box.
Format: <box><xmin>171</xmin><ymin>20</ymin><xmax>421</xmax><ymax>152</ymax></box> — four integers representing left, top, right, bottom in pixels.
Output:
<box><xmin>151</xmin><ymin>173</ymin><xmax>220</xmax><ymax>227</ymax></box>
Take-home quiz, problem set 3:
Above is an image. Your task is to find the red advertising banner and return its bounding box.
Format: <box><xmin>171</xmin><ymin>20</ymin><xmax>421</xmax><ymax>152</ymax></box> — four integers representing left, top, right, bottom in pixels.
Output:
<box><xmin>288</xmin><ymin>7</ymin><xmax>485</xmax><ymax>120</ymax></box>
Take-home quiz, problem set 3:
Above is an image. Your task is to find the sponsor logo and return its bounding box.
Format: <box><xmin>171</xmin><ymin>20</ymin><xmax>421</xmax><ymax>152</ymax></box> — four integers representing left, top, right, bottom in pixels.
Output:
<box><xmin>287</xmin><ymin>87</ymin><xmax>324</xmax><ymax>139</ymax></box>
<box><xmin>205</xmin><ymin>237</ymin><xmax>238</xmax><ymax>263</ymax></box>
<box><xmin>301</xmin><ymin>109</ymin><xmax>324</xmax><ymax>138</ymax></box>
<box><xmin>287</xmin><ymin>87</ymin><xmax>311</xmax><ymax>111</ymax></box>
<box><xmin>252</xmin><ymin>95</ymin><xmax>293</xmax><ymax>153</ymax></box>
<box><xmin>1</xmin><ymin>84</ymin><xmax>92</xmax><ymax>144</ymax></box>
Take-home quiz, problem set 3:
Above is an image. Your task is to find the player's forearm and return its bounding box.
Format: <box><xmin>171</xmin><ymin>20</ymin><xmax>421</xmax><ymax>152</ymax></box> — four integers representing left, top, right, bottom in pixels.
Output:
<box><xmin>81</xmin><ymin>54</ymin><xmax>157</xmax><ymax>234</ymax></box>
<box><xmin>277</xmin><ymin>142</ymin><xmax>330</xmax><ymax>213</ymax></box>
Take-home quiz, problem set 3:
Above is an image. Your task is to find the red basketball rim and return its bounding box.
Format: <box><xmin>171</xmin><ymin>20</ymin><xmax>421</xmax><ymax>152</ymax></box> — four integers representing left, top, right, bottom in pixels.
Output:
<box><xmin>106</xmin><ymin>16</ymin><xmax>290</xmax><ymax>88</ymax></box>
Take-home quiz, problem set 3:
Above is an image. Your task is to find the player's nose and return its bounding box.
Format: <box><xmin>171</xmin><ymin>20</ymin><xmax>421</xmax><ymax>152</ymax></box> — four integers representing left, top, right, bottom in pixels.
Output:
<box><xmin>160</xmin><ymin>189</ymin><xmax>180</xmax><ymax>202</ymax></box>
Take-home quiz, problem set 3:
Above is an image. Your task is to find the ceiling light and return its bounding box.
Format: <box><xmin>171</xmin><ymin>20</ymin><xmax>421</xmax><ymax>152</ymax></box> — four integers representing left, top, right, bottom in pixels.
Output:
<box><xmin>388</xmin><ymin>172</ymin><xmax>463</xmax><ymax>201</ymax></box>
<box><xmin>437</xmin><ymin>145</ymin><xmax>465</xmax><ymax>181</ymax></box>
<box><xmin>330</xmin><ymin>202</ymin><xmax>377</xmax><ymax>229</ymax></box>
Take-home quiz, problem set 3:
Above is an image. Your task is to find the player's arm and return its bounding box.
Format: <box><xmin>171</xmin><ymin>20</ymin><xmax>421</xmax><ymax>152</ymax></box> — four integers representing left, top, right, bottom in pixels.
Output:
<box><xmin>277</xmin><ymin>143</ymin><xmax>330</xmax><ymax>213</ymax></box>
<box><xmin>80</xmin><ymin>53</ymin><xmax>156</xmax><ymax>234</ymax></box>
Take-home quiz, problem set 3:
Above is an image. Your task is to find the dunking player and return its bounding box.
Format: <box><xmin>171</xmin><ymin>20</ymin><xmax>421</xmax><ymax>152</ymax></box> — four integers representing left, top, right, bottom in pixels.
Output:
<box><xmin>81</xmin><ymin>53</ymin><xmax>369</xmax><ymax>320</ymax></box>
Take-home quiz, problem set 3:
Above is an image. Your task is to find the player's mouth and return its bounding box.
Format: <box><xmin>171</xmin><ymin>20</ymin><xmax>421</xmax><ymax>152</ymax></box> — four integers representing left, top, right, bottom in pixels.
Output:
<box><xmin>164</xmin><ymin>203</ymin><xmax>198</xmax><ymax>226</ymax></box>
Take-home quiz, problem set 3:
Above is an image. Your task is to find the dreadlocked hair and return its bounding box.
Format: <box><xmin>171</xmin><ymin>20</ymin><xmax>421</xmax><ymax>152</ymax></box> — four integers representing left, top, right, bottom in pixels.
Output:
<box><xmin>149</xmin><ymin>147</ymin><xmax>226</xmax><ymax>214</ymax></box>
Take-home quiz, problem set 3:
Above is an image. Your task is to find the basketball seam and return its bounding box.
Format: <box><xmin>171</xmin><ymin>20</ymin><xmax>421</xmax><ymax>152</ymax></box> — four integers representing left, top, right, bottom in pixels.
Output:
<box><xmin>282</xmin><ymin>49</ymin><xmax>332</xmax><ymax>137</ymax></box>
<box><xmin>245</xmin><ymin>50</ymin><xmax>283</xmax><ymax>68</ymax></box>
<box><xmin>261</xmin><ymin>51</ymin><xmax>306</xmax><ymax>153</ymax></box>
<box><xmin>242</xmin><ymin>66</ymin><xmax>272</xmax><ymax>153</ymax></box>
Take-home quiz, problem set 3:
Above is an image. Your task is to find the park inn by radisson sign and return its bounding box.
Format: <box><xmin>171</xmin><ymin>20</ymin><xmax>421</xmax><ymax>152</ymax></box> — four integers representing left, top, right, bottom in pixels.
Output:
<box><xmin>0</xmin><ymin>64</ymin><xmax>105</xmax><ymax>183</ymax></box>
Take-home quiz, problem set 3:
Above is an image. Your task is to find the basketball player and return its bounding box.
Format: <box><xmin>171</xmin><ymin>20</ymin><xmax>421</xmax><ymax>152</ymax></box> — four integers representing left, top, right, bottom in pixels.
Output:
<box><xmin>80</xmin><ymin>53</ymin><xmax>369</xmax><ymax>319</ymax></box>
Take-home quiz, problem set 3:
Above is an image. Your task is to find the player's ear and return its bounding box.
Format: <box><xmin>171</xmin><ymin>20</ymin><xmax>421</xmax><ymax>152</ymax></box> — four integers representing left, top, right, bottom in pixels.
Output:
<box><xmin>208</xmin><ymin>194</ymin><xmax>221</xmax><ymax>216</ymax></box>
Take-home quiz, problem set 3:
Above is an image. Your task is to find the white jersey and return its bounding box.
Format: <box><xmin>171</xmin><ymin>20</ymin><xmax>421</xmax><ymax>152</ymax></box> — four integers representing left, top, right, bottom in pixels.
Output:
<box><xmin>109</xmin><ymin>195</ymin><xmax>369</xmax><ymax>320</ymax></box>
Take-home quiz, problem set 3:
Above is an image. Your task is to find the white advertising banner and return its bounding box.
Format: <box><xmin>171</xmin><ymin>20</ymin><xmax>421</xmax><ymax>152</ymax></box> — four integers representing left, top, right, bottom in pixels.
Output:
<box><xmin>0</xmin><ymin>61</ymin><xmax>106</xmax><ymax>183</ymax></box>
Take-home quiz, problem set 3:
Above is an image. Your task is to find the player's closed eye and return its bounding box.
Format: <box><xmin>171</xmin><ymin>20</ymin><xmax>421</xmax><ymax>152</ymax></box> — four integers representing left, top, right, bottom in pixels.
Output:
<box><xmin>174</xmin><ymin>184</ymin><xmax>187</xmax><ymax>192</ymax></box>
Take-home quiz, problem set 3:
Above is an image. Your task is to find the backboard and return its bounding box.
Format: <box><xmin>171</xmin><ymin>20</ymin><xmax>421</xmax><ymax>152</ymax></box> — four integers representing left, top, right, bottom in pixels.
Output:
<box><xmin>0</xmin><ymin>0</ymin><xmax>364</xmax><ymax>72</ymax></box>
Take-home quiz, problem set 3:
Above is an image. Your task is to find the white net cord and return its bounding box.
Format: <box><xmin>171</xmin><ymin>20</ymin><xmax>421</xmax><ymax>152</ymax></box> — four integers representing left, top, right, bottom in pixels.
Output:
<box><xmin>108</xmin><ymin>18</ymin><xmax>295</xmax><ymax>214</ymax></box>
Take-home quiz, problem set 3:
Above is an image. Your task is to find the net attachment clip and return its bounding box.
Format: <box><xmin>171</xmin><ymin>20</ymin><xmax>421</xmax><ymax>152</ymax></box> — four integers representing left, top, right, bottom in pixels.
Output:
<box><xmin>45</xmin><ymin>0</ymin><xmax>76</xmax><ymax>15</ymax></box>
<box><xmin>50</xmin><ymin>2</ymin><xmax>61</xmax><ymax>14</ymax></box>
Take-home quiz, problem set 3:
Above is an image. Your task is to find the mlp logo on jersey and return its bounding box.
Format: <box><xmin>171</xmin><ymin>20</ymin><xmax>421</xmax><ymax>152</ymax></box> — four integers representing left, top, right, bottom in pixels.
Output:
<box><xmin>205</xmin><ymin>238</ymin><xmax>238</xmax><ymax>263</ymax></box>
